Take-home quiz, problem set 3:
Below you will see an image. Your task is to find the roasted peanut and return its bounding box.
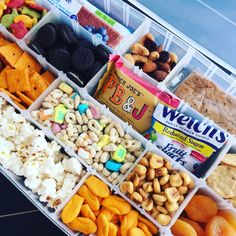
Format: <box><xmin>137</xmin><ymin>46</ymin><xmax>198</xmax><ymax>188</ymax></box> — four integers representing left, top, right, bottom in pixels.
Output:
<box><xmin>180</xmin><ymin>172</ymin><xmax>192</xmax><ymax>186</ymax></box>
<box><xmin>142</xmin><ymin>198</ymin><xmax>153</xmax><ymax>212</ymax></box>
<box><xmin>178</xmin><ymin>186</ymin><xmax>188</xmax><ymax>195</ymax></box>
<box><xmin>170</xmin><ymin>173</ymin><xmax>183</xmax><ymax>187</ymax></box>
<box><xmin>165</xmin><ymin>201</ymin><xmax>179</xmax><ymax>213</ymax></box>
<box><xmin>147</xmin><ymin>168</ymin><xmax>155</xmax><ymax>180</ymax></box>
<box><xmin>156</xmin><ymin>214</ymin><xmax>171</xmax><ymax>226</ymax></box>
<box><xmin>153</xmin><ymin>178</ymin><xmax>161</xmax><ymax>193</ymax></box>
<box><xmin>149</xmin><ymin>154</ymin><xmax>164</xmax><ymax>169</ymax></box>
<box><xmin>120</xmin><ymin>181</ymin><xmax>134</xmax><ymax>195</ymax></box>
<box><xmin>131</xmin><ymin>43</ymin><xmax>149</xmax><ymax>56</ymax></box>
<box><xmin>134</xmin><ymin>164</ymin><xmax>147</xmax><ymax>176</ymax></box>
<box><xmin>165</xmin><ymin>187</ymin><xmax>180</xmax><ymax>203</ymax></box>
<box><xmin>131</xmin><ymin>192</ymin><xmax>143</xmax><ymax>203</ymax></box>
<box><xmin>159</xmin><ymin>174</ymin><xmax>170</xmax><ymax>185</ymax></box>
<box><xmin>142</xmin><ymin>182</ymin><xmax>153</xmax><ymax>193</ymax></box>
<box><xmin>153</xmin><ymin>194</ymin><xmax>167</xmax><ymax>203</ymax></box>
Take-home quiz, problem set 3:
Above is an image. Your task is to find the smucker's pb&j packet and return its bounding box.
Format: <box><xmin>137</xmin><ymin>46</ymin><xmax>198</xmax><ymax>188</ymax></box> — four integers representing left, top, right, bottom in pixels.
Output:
<box><xmin>94</xmin><ymin>55</ymin><xmax>180</xmax><ymax>133</ymax></box>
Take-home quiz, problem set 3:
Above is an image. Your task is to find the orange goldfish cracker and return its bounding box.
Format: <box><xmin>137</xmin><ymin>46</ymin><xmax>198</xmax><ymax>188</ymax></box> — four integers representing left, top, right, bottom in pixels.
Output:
<box><xmin>128</xmin><ymin>227</ymin><xmax>146</xmax><ymax>236</ymax></box>
<box><xmin>120</xmin><ymin>210</ymin><xmax>139</xmax><ymax>236</ymax></box>
<box><xmin>185</xmin><ymin>195</ymin><xmax>217</xmax><ymax>223</ymax></box>
<box><xmin>217</xmin><ymin>210</ymin><xmax>236</xmax><ymax>231</ymax></box>
<box><xmin>97</xmin><ymin>213</ymin><xmax>109</xmax><ymax>236</ymax></box>
<box><xmin>179</xmin><ymin>217</ymin><xmax>205</xmax><ymax>236</ymax></box>
<box><xmin>85</xmin><ymin>176</ymin><xmax>110</xmax><ymax>198</ymax></box>
<box><xmin>61</xmin><ymin>195</ymin><xmax>84</xmax><ymax>224</ymax></box>
<box><xmin>77</xmin><ymin>185</ymin><xmax>100</xmax><ymax>211</ymax></box>
<box><xmin>100</xmin><ymin>207</ymin><xmax>115</xmax><ymax>221</ymax></box>
<box><xmin>68</xmin><ymin>217</ymin><xmax>97</xmax><ymax>234</ymax></box>
<box><xmin>102</xmin><ymin>195</ymin><xmax>131</xmax><ymax>215</ymax></box>
<box><xmin>108</xmin><ymin>222</ymin><xmax>118</xmax><ymax>236</ymax></box>
<box><xmin>137</xmin><ymin>222</ymin><xmax>152</xmax><ymax>236</ymax></box>
<box><xmin>205</xmin><ymin>216</ymin><xmax>236</xmax><ymax>236</ymax></box>
<box><xmin>80</xmin><ymin>204</ymin><xmax>96</xmax><ymax>222</ymax></box>
<box><xmin>138</xmin><ymin>215</ymin><xmax>158</xmax><ymax>235</ymax></box>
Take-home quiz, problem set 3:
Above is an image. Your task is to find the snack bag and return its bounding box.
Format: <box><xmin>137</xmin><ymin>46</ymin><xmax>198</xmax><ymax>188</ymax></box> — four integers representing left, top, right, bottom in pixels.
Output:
<box><xmin>95</xmin><ymin>55</ymin><xmax>180</xmax><ymax>133</ymax></box>
<box><xmin>146</xmin><ymin>103</ymin><xmax>229</xmax><ymax>171</ymax></box>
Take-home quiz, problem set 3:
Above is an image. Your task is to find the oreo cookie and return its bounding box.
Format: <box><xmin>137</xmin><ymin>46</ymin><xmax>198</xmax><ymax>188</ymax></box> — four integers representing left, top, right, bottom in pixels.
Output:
<box><xmin>59</xmin><ymin>24</ymin><xmax>77</xmax><ymax>46</ymax></box>
<box><xmin>66</xmin><ymin>70</ymin><xmax>85</xmax><ymax>87</ymax></box>
<box><xmin>94</xmin><ymin>44</ymin><xmax>111</xmax><ymax>63</ymax></box>
<box><xmin>72</xmin><ymin>47</ymin><xmax>94</xmax><ymax>71</ymax></box>
<box><xmin>48</xmin><ymin>49</ymin><xmax>72</xmax><ymax>72</ymax></box>
<box><xmin>86</xmin><ymin>61</ymin><xmax>103</xmax><ymax>80</ymax></box>
<box><xmin>29</xmin><ymin>41</ymin><xmax>46</xmax><ymax>56</ymax></box>
<box><xmin>37</xmin><ymin>23</ymin><xmax>58</xmax><ymax>48</ymax></box>
<box><xmin>76</xmin><ymin>39</ymin><xmax>95</xmax><ymax>51</ymax></box>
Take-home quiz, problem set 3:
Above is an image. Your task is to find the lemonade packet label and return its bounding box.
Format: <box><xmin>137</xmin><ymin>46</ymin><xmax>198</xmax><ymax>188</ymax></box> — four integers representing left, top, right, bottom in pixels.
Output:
<box><xmin>146</xmin><ymin>103</ymin><xmax>229</xmax><ymax>171</ymax></box>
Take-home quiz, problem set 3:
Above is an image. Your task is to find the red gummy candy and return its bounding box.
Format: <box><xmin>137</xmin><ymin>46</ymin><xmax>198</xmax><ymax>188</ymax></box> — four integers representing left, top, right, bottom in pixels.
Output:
<box><xmin>10</xmin><ymin>21</ymin><xmax>28</xmax><ymax>39</ymax></box>
<box><xmin>27</xmin><ymin>3</ymin><xmax>46</xmax><ymax>11</ymax></box>
<box><xmin>6</xmin><ymin>0</ymin><xmax>24</xmax><ymax>9</ymax></box>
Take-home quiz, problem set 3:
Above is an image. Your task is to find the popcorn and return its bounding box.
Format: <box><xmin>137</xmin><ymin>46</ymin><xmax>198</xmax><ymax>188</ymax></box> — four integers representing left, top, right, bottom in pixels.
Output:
<box><xmin>63</xmin><ymin>157</ymin><xmax>82</xmax><ymax>175</ymax></box>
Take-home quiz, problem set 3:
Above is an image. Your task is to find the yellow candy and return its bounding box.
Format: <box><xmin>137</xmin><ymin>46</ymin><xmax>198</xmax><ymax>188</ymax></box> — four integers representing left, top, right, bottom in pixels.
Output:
<box><xmin>14</xmin><ymin>15</ymin><xmax>37</xmax><ymax>29</ymax></box>
<box><xmin>97</xmin><ymin>134</ymin><xmax>110</xmax><ymax>147</ymax></box>
<box><xmin>61</xmin><ymin>195</ymin><xmax>84</xmax><ymax>224</ymax></box>
<box><xmin>0</xmin><ymin>2</ymin><xmax>7</xmax><ymax>18</ymax></box>
<box><xmin>59</xmin><ymin>82</ymin><xmax>73</xmax><ymax>94</ymax></box>
<box><xmin>85</xmin><ymin>176</ymin><xmax>110</xmax><ymax>198</ymax></box>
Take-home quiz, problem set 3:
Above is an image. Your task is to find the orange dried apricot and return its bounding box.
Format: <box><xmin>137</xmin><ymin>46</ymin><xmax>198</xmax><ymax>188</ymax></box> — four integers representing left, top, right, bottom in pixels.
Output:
<box><xmin>137</xmin><ymin>222</ymin><xmax>152</xmax><ymax>236</ymax></box>
<box><xmin>218</xmin><ymin>210</ymin><xmax>236</xmax><ymax>231</ymax></box>
<box><xmin>185</xmin><ymin>195</ymin><xmax>217</xmax><ymax>222</ymax></box>
<box><xmin>171</xmin><ymin>219</ymin><xmax>197</xmax><ymax>236</ymax></box>
<box><xmin>68</xmin><ymin>217</ymin><xmax>97</xmax><ymax>234</ymax></box>
<box><xmin>80</xmin><ymin>204</ymin><xmax>96</xmax><ymax>222</ymax></box>
<box><xmin>138</xmin><ymin>215</ymin><xmax>158</xmax><ymax>235</ymax></box>
<box><xmin>128</xmin><ymin>227</ymin><xmax>146</xmax><ymax>236</ymax></box>
<box><xmin>205</xmin><ymin>216</ymin><xmax>236</xmax><ymax>236</ymax></box>
<box><xmin>120</xmin><ymin>210</ymin><xmax>139</xmax><ymax>236</ymax></box>
<box><xmin>61</xmin><ymin>195</ymin><xmax>84</xmax><ymax>224</ymax></box>
<box><xmin>108</xmin><ymin>222</ymin><xmax>118</xmax><ymax>236</ymax></box>
<box><xmin>97</xmin><ymin>213</ymin><xmax>109</xmax><ymax>236</ymax></box>
<box><xmin>179</xmin><ymin>217</ymin><xmax>205</xmax><ymax>236</ymax></box>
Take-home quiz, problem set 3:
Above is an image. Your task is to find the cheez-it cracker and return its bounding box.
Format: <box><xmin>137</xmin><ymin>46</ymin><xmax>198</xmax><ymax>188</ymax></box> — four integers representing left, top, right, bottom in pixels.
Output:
<box><xmin>0</xmin><ymin>65</ymin><xmax>11</xmax><ymax>89</ymax></box>
<box><xmin>41</xmin><ymin>71</ymin><xmax>55</xmax><ymax>86</ymax></box>
<box><xmin>0</xmin><ymin>43</ymin><xmax>23</xmax><ymax>67</ymax></box>
<box><xmin>14</xmin><ymin>52</ymin><xmax>42</xmax><ymax>72</ymax></box>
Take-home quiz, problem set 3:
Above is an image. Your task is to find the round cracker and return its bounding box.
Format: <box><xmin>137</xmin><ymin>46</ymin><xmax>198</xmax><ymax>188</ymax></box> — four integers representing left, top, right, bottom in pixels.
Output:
<box><xmin>207</xmin><ymin>165</ymin><xmax>236</xmax><ymax>198</ymax></box>
<box><xmin>221</xmin><ymin>154</ymin><xmax>236</xmax><ymax>168</ymax></box>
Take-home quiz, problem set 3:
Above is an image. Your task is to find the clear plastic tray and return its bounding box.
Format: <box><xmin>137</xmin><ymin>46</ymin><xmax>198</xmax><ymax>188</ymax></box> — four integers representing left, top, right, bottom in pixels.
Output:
<box><xmin>0</xmin><ymin>0</ymin><xmax>236</xmax><ymax>235</ymax></box>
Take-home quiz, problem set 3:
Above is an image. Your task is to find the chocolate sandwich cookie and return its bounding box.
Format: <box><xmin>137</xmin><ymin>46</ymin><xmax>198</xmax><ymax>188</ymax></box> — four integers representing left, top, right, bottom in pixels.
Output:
<box><xmin>94</xmin><ymin>44</ymin><xmax>111</xmax><ymax>63</ymax></box>
<box><xmin>37</xmin><ymin>23</ymin><xmax>58</xmax><ymax>48</ymax></box>
<box><xmin>48</xmin><ymin>49</ymin><xmax>72</xmax><ymax>72</ymax></box>
<box><xmin>59</xmin><ymin>24</ymin><xmax>77</xmax><ymax>46</ymax></box>
<box><xmin>72</xmin><ymin>47</ymin><xmax>94</xmax><ymax>71</ymax></box>
<box><xmin>66</xmin><ymin>70</ymin><xmax>85</xmax><ymax>87</ymax></box>
<box><xmin>86</xmin><ymin>61</ymin><xmax>103</xmax><ymax>80</ymax></box>
<box><xmin>29</xmin><ymin>41</ymin><xmax>46</xmax><ymax>56</ymax></box>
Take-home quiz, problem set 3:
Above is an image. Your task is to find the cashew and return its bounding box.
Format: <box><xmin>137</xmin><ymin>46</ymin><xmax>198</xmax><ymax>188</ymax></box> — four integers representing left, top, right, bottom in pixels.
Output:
<box><xmin>152</xmin><ymin>194</ymin><xmax>167</xmax><ymax>203</ymax></box>
<box><xmin>142</xmin><ymin>198</ymin><xmax>153</xmax><ymax>212</ymax></box>
<box><xmin>120</xmin><ymin>181</ymin><xmax>134</xmax><ymax>195</ymax></box>
<box><xmin>138</xmin><ymin>188</ymin><xmax>148</xmax><ymax>200</ymax></box>
<box><xmin>165</xmin><ymin>187</ymin><xmax>180</xmax><ymax>203</ymax></box>
<box><xmin>133</xmin><ymin>174</ymin><xmax>140</xmax><ymax>188</ymax></box>
<box><xmin>131</xmin><ymin>43</ymin><xmax>149</xmax><ymax>56</ymax></box>
<box><xmin>180</xmin><ymin>172</ymin><xmax>192</xmax><ymax>186</ymax></box>
<box><xmin>155</xmin><ymin>214</ymin><xmax>171</xmax><ymax>226</ymax></box>
<box><xmin>131</xmin><ymin>192</ymin><xmax>143</xmax><ymax>203</ymax></box>
<box><xmin>159</xmin><ymin>174</ymin><xmax>170</xmax><ymax>185</ymax></box>
<box><xmin>142</xmin><ymin>182</ymin><xmax>153</xmax><ymax>193</ymax></box>
<box><xmin>170</xmin><ymin>173</ymin><xmax>183</xmax><ymax>187</ymax></box>
<box><xmin>165</xmin><ymin>201</ymin><xmax>179</xmax><ymax>213</ymax></box>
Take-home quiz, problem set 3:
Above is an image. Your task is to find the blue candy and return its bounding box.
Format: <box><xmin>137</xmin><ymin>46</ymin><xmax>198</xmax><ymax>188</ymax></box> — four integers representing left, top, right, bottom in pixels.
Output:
<box><xmin>98</xmin><ymin>26</ymin><xmax>107</xmax><ymax>36</ymax></box>
<box><xmin>105</xmin><ymin>160</ymin><xmax>122</xmax><ymax>172</ymax></box>
<box><xmin>78</xmin><ymin>104</ymin><xmax>89</xmax><ymax>114</ymax></box>
<box><xmin>103</xmin><ymin>34</ymin><xmax>109</xmax><ymax>42</ymax></box>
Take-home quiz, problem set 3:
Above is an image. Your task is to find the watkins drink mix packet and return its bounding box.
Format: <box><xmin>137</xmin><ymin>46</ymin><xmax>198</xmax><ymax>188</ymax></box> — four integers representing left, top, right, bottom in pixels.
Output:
<box><xmin>145</xmin><ymin>104</ymin><xmax>229</xmax><ymax>172</ymax></box>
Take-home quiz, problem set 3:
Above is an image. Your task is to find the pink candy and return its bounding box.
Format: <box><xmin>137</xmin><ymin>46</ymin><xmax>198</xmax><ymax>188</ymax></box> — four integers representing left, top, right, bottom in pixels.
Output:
<box><xmin>90</xmin><ymin>105</ymin><xmax>100</xmax><ymax>119</ymax></box>
<box><xmin>52</xmin><ymin>123</ymin><xmax>62</xmax><ymax>134</ymax></box>
<box><xmin>10</xmin><ymin>21</ymin><xmax>28</xmax><ymax>39</ymax></box>
<box><xmin>7</xmin><ymin>0</ymin><xmax>24</xmax><ymax>9</ymax></box>
<box><xmin>60</xmin><ymin>124</ymin><xmax>68</xmax><ymax>129</ymax></box>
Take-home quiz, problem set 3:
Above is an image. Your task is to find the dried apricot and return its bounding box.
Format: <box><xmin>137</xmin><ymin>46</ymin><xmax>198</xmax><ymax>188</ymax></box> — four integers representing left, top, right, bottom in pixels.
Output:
<box><xmin>179</xmin><ymin>217</ymin><xmax>205</xmax><ymax>236</ymax></box>
<box><xmin>185</xmin><ymin>195</ymin><xmax>217</xmax><ymax>222</ymax></box>
<box><xmin>205</xmin><ymin>216</ymin><xmax>236</xmax><ymax>236</ymax></box>
<box><xmin>138</xmin><ymin>215</ymin><xmax>158</xmax><ymax>235</ymax></box>
<box><xmin>80</xmin><ymin>204</ymin><xmax>96</xmax><ymax>222</ymax></box>
<box><xmin>171</xmin><ymin>219</ymin><xmax>197</xmax><ymax>236</ymax></box>
<box><xmin>68</xmin><ymin>217</ymin><xmax>97</xmax><ymax>234</ymax></box>
<box><xmin>217</xmin><ymin>210</ymin><xmax>236</xmax><ymax>231</ymax></box>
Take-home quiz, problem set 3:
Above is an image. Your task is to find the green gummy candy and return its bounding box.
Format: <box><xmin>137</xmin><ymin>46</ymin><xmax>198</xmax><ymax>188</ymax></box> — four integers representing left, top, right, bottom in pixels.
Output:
<box><xmin>1</xmin><ymin>9</ymin><xmax>18</xmax><ymax>28</ymax></box>
<box><xmin>21</xmin><ymin>6</ymin><xmax>41</xmax><ymax>20</ymax></box>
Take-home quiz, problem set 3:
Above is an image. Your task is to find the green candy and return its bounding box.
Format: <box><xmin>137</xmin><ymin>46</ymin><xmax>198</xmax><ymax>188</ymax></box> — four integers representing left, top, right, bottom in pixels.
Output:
<box><xmin>21</xmin><ymin>6</ymin><xmax>41</xmax><ymax>20</ymax></box>
<box><xmin>1</xmin><ymin>9</ymin><xmax>18</xmax><ymax>28</ymax></box>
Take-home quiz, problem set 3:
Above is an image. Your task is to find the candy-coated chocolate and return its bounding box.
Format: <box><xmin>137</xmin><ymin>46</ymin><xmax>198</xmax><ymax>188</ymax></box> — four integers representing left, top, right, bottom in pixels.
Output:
<box><xmin>112</xmin><ymin>144</ymin><xmax>126</xmax><ymax>163</ymax></box>
<box><xmin>105</xmin><ymin>160</ymin><xmax>122</xmax><ymax>172</ymax></box>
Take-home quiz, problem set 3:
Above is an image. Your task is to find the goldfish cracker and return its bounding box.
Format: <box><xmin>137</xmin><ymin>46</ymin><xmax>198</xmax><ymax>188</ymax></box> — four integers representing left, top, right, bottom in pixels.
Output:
<box><xmin>97</xmin><ymin>213</ymin><xmax>109</xmax><ymax>236</ymax></box>
<box><xmin>120</xmin><ymin>210</ymin><xmax>139</xmax><ymax>236</ymax></box>
<box><xmin>61</xmin><ymin>195</ymin><xmax>84</xmax><ymax>224</ymax></box>
<box><xmin>137</xmin><ymin>222</ymin><xmax>152</xmax><ymax>236</ymax></box>
<box><xmin>128</xmin><ymin>227</ymin><xmax>146</xmax><ymax>236</ymax></box>
<box><xmin>68</xmin><ymin>217</ymin><xmax>97</xmax><ymax>234</ymax></box>
<box><xmin>85</xmin><ymin>176</ymin><xmax>110</xmax><ymax>198</ymax></box>
<box><xmin>100</xmin><ymin>207</ymin><xmax>115</xmax><ymax>221</ymax></box>
<box><xmin>138</xmin><ymin>215</ymin><xmax>158</xmax><ymax>235</ymax></box>
<box><xmin>14</xmin><ymin>15</ymin><xmax>37</xmax><ymax>29</ymax></box>
<box><xmin>80</xmin><ymin>204</ymin><xmax>96</xmax><ymax>222</ymax></box>
<box><xmin>77</xmin><ymin>185</ymin><xmax>100</xmax><ymax>211</ymax></box>
<box><xmin>108</xmin><ymin>222</ymin><xmax>118</xmax><ymax>236</ymax></box>
<box><xmin>102</xmin><ymin>195</ymin><xmax>131</xmax><ymax>215</ymax></box>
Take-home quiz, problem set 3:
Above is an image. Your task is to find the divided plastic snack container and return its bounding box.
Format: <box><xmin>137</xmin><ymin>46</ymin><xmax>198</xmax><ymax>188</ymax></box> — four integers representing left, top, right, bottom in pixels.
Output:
<box><xmin>0</xmin><ymin>0</ymin><xmax>236</xmax><ymax>235</ymax></box>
